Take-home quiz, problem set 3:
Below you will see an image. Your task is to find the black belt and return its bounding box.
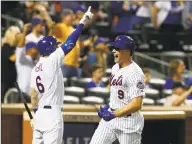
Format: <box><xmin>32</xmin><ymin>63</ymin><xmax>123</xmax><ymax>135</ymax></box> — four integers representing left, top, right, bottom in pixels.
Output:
<box><xmin>43</xmin><ymin>106</ymin><xmax>63</xmax><ymax>111</ymax></box>
<box><xmin>111</xmin><ymin>108</ymin><xmax>131</xmax><ymax>117</ymax></box>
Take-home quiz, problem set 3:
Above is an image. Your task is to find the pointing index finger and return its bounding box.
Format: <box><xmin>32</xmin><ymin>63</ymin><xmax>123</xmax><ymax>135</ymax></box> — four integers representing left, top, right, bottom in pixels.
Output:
<box><xmin>87</xmin><ymin>6</ymin><xmax>91</xmax><ymax>12</ymax></box>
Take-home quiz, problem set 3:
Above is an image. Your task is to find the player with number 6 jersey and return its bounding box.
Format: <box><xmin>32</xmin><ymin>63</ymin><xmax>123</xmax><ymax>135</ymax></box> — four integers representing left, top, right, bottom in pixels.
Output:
<box><xmin>90</xmin><ymin>35</ymin><xmax>145</xmax><ymax>144</ymax></box>
<box><xmin>30</xmin><ymin>7</ymin><xmax>93</xmax><ymax>144</ymax></box>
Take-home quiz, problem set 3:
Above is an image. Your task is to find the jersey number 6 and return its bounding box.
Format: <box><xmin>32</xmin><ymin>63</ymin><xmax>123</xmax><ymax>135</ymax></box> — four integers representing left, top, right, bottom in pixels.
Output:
<box><xmin>118</xmin><ymin>90</ymin><xmax>124</xmax><ymax>99</ymax></box>
<box><xmin>36</xmin><ymin>76</ymin><xmax>45</xmax><ymax>93</ymax></box>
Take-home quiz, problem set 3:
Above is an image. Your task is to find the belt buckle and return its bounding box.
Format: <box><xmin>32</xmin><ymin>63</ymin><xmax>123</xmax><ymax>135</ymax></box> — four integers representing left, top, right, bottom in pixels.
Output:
<box><xmin>44</xmin><ymin>106</ymin><xmax>51</xmax><ymax>109</ymax></box>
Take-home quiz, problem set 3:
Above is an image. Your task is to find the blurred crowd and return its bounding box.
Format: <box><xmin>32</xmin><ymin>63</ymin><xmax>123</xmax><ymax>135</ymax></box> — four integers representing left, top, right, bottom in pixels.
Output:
<box><xmin>1</xmin><ymin>1</ymin><xmax>192</xmax><ymax>106</ymax></box>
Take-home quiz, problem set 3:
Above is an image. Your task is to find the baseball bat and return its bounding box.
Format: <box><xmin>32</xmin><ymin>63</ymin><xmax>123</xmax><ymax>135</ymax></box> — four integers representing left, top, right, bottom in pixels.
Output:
<box><xmin>14</xmin><ymin>82</ymin><xmax>33</xmax><ymax>119</ymax></box>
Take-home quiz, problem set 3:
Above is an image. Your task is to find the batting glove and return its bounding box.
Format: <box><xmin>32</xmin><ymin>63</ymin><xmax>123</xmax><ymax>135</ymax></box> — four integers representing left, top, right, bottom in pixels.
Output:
<box><xmin>98</xmin><ymin>104</ymin><xmax>110</xmax><ymax>118</ymax></box>
<box><xmin>98</xmin><ymin>106</ymin><xmax>104</xmax><ymax>118</ymax></box>
<box><xmin>103</xmin><ymin>104</ymin><xmax>110</xmax><ymax>110</ymax></box>
<box><xmin>79</xmin><ymin>6</ymin><xmax>94</xmax><ymax>24</ymax></box>
<box><xmin>102</xmin><ymin>110</ymin><xmax>115</xmax><ymax>121</ymax></box>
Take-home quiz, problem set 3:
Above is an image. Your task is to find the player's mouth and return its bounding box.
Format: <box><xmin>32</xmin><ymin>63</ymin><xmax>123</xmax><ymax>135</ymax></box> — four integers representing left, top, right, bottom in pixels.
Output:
<box><xmin>114</xmin><ymin>54</ymin><xmax>119</xmax><ymax>60</ymax></box>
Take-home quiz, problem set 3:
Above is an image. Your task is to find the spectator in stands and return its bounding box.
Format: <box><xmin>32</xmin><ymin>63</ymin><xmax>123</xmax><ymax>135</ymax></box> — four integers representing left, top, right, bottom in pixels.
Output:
<box><xmin>164</xmin><ymin>59</ymin><xmax>192</xmax><ymax>99</ymax></box>
<box><xmin>111</xmin><ymin>1</ymin><xmax>146</xmax><ymax>32</ymax></box>
<box><xmin>22</xmin><ymin>2</ymin><xmax>50</xmax><ymax>23</ymax></box>
<box><xmin>152</xmin><ymin>1</ymin><xmax>184</xmax><ymax>50</ymax></box>
<box><xmin>20</xmin><ymin>1</ymin><xmax>36</xmax><ymax>23</ymax></box>
<box><xmin>152</xmin><ymin>1</ymin><xmax>184</xmax><ymax>31</ymax></box>
<box><xmin>110</xmin><ymin>1</ymin><xmax>134</xmax><ymax>32</ymax></box>
<box><xmin>182</xmin><ymin>1</ymin><xmax>192</xmax><ymax>31</ymax></box>
<box><xmin>25</xmin><ymin>17</ymin><xmax>45</xmax><ymax>43</ymax></box>
<box><xmin>85</xmin><ymin>64</ymin><xmax>105</xmax><ymax>89</ymax></box>
<box><xmin>16</xmin><ymin>23</ymin><xmax>39</xmax><ymax>102</ymax></box>
<box><xmin>1</xmin><ymin>26</ymin><xmax>21</xmax><ymax>101</ymax></box>
<box><xmin>61</xmin><ymin>1</ymin><xmax>81</xmax><ymax>11</ymax></box>
<box><xmin>73</xmin><ymin>5</ymin><xmax>86</xmax><ymax>26</ymax></box>
<box><xmin>143</xmin><ymin>67</ymin><xmax>152</xmax><ymax>88</ymax></box>
<box><xmin>164</xmin><ymin>82</ymin><xmax>192</xmax><ymax>106</ymax></box>
<box><xmin>53</xmin><ymin>9</ymin><xmax>80</xmax><ymax>78</ymax></box>
<box><xmin>33</xmin><ymin>2</ymin><xmax>55</xmax><ymax>36</ymax></box>
<box><xmin>87</xmin><ymin>37</ymin><xmax>109</xmax><ymax>74</ymax></box>
<box><xmin>133</xmin><ymin>1</ymin><xmax>152</xmax><ymax>28</ymax></box>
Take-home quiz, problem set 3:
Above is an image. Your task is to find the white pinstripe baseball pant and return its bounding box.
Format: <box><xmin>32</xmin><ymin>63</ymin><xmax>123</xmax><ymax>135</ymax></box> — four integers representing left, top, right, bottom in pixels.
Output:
<box><xmin>90</xmin><ymin>121</ymin><xmax>142</xmax><ymax>144</ymax></box>
<box><xmin>32</xmin><ymin>108</ymin><xmax>64</xmax><ymax>144</ymax></box>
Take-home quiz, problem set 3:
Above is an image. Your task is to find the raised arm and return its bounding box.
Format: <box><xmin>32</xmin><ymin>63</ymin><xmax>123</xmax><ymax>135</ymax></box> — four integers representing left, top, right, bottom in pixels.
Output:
<box><xmin>152</xmin><ymin>2</ymin><xmax>160</xmax><ymax>30</ymax></box>
<box><xmin>172</xmin><ymin>86</ymin><xmax>192</xmax><ymax>106</ymax></box>
<box><xmin>60</xmin><ymin>6</ymin><xmax>93</xmax><ymax>55</ymax></box>
<box><xmin>17</xmin><ymin>23</ymin><xmax>31</xmax><ymax>48</ymax></box>
<box><xmin>60</xmin><ymin>23</ymin><xmax>84</xmax><ymax>55</ymax></box>
<box><xmin>47</xmin><ymin>6</ymin><xmax>93</xmax><ymax>69</ymax></box>
<box><xmin>16</xmin><ymin>23</ymin><xmax>32</xmax><ymax>64</ymax></box>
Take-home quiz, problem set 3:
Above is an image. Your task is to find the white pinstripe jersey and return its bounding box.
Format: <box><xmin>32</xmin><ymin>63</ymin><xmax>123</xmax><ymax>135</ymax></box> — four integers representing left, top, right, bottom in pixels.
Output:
<box><xmin>108</xmin><ymin>61</ymin><xmax>145</xmax><ymax>133</ymax></box>
<box><xmin>30</xmin><ymin>48</ymin><xmax>65</xmax><ymax>108</ymax></box>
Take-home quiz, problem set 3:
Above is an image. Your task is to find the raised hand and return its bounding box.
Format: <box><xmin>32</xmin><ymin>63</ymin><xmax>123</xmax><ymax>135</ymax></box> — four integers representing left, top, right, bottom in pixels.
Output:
<box><xmin>23</xmin><ymin>23</ymin><xmax>32</xmax><ymax>34</ymax></box>
<box><xmin>79</xmin><ymin>6</ymin><xmax>94</xmax><ymax>24</ymax></box>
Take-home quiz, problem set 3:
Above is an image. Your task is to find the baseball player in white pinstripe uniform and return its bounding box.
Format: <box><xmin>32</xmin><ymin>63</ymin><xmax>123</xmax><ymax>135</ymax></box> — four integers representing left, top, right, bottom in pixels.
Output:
<box><xmin>90</xmin><ymin>35</ymin><xmax>145</xmax><ymax>144</ymax></box>
<box><xmin>30</xmin><ymin>7</ymin><xmax>93</xmax><ymax>144</ymax></box>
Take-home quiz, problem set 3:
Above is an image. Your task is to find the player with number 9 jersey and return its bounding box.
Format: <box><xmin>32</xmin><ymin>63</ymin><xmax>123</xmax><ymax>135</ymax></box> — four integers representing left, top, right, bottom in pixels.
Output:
<box><xmin>90</xmin><ymin>35</ymin><xmax>145</xmax><ymax>144</ymax></box>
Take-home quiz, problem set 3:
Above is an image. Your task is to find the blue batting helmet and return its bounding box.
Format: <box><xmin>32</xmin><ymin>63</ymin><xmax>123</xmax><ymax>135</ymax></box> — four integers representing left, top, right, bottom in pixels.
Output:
<box><xmin>37</xmin><ymin>36</ymin><xmax>61</xmax><ymax>56</ymax></box>
<box><xmin>25</xmin><ymin>42</ymin><xmax>37</xmax><ymax>51</ymax></box>
<box><xmin>109</xmin><ymin>35</ymin><xmax>136</xmax><ymax>55</ymax></box>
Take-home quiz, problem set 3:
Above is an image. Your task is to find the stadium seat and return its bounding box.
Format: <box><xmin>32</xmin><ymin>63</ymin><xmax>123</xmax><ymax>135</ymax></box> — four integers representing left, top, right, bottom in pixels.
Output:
<box><xmin>81</xmin><ymin>96</ymin><xmax>104</xmax><ymax>104</ymax></box>
<box><xmin>186</xmin><ymin>100</ymin><xmax>192</xmax><ymax>106</ymax></box>
<box><xmin>143</xmin><ymin>98</ymin><xmax>155</xmax><ymax>105</ymax></box>
<box><xmin>149</xmin><ymin>78</ymin><xmax>165</xmax><ymax>91</ymax></box>
<box><xmin>106</xmin><ymin>68</ymin><xmax>112</xmax><ymax>77</ymax></box>
<box><xmin>145</xmin><ymin>88</ymin><xmax>160</xmax><ymax>100</ymax></box>
<box><xmin>4</xmin><ymin>88</ymin><xmax>20</xmax><ymax>103</ymax></box>
<box><xmin>87</xmin><ymin>87</ymin><xmax>110</xmax><ymax>103</ymax></box>
<box><xmin>160</xmin><ymin>51</ymin><xmax>186</xmax><ymax>63</ymax></box>
<box><xmin>102</xmin><ymin>77</ymin><xmax>109</xmax><ymax>85</ymax></box>
<box><xmin>183</xmin><ymin>71</ymin><xmax>192</xmax><ymax>79</ymax></box>
<box><xmin>156</xmin><ymin>98</ymin><xmax>166</xmax><ymax>105</ymax></box>
<box><xmin>63</xmin><ymin>95</ymin><xmax>80</xmax><ymax>104</ymax></box>
<box><xmin>87</xmin><ymin>87</ymin><xmax>110</xmax><ymax>97</ymax></box>
<box><xmin>70</xmin><ymin>77</ymin><xmax>92</xmax><ymax>88</ymax></box>
<box><xmin>63</xmin><ymin>78</ymin><xmax>68</xmax><ymax>87</ymax></box>
<box><xmin>65</xmin><ymin>87</ymin><xmax>85</xmax><ymax>98</ymax></box>
<box><xmin>162</xmin><ymin>89</ymin><xmax>172</xmax><ymax>98</ymax></box>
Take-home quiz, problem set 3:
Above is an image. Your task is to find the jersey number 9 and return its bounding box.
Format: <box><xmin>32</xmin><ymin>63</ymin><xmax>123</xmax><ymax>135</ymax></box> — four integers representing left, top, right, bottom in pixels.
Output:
<box><xmin>36</xmin><ymin>76</ymin><xmax>45</xmax><ymax>93</ymax></box>
<box><xmin>118</xmin><ymin>90</ymin><xmax>124</xmax><ymax>99</ymax></box>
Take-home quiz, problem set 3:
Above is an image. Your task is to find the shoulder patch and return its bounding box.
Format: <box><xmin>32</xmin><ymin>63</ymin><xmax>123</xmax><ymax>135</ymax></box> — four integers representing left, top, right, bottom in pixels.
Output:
<box><xmin>137</xmin><ymin>81</ymin><xmax>145</xmax><ymax>89</ymax></box>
